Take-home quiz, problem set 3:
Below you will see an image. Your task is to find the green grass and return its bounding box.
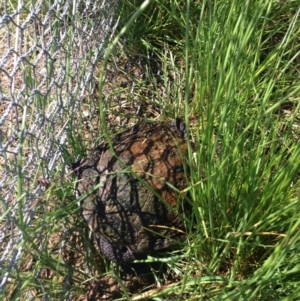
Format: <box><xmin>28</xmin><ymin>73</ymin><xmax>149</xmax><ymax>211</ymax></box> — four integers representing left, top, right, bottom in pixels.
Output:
<box><xmin>96</xmin><ymin>0</ymin><xmax>300</xmax><ymax>299</ymax></box>
<box><xmin>2</xmin><ymin>0</ymin><xmax>300</xmax><ymax>300</ymax></box>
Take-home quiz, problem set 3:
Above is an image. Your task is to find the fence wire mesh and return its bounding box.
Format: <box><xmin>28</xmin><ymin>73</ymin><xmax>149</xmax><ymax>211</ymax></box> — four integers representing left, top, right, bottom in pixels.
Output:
<box><xmin>0</xmin><ymin>0</ymin><xmax>119</xmax><ymax>296</ymax></box>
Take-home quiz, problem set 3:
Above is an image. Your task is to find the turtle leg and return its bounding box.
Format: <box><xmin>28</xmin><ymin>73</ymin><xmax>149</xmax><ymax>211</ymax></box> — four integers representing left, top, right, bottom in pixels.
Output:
<box><xmin>96</xmin><ymin>235</ymin><xmax>136</xmax><ymax>264</ymax></box>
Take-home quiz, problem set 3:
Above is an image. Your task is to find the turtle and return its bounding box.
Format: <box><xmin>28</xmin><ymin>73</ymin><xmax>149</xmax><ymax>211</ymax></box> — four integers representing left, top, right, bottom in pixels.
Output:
<box><xmin>73</xmin><ymin>118</ymin><xmax>190</xmax><ymax>264</ymax></box>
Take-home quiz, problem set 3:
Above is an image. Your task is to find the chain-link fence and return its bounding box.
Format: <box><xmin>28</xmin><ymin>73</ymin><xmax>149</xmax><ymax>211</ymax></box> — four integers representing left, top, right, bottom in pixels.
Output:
<box><xmin>0</xmin><ymin>0</ymin><xmax>119</xmax><ymax>296</ymax></box>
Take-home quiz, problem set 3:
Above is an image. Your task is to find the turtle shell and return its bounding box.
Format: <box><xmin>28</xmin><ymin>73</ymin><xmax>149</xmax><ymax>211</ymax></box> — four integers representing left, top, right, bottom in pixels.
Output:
<box><xmin>74</xmin><ymin>119</ymin><xmax>190</xmax><ymax>263</ymax></box>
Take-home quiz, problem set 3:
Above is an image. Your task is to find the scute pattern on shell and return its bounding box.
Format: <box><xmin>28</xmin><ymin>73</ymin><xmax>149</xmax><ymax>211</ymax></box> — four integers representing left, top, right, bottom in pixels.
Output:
<box><xmin>74</xmin><ymin>119</ymin><xmax>189</xmax><ymax>263</ymax></box>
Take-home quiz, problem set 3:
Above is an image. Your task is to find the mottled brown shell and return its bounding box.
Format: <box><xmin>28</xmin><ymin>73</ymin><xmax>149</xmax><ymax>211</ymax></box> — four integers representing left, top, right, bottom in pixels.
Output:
<box><xmin>75</xmin><ymin>120</ymin><xmax>189</xmax><ymax>263</ymax></box>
